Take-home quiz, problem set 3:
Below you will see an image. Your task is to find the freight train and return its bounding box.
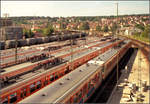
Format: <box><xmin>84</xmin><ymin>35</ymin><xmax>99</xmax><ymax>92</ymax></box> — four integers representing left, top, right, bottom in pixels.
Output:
<box><xmin>0</xmin><ymin>33</ymin><xmax>87</xmax><ymax>50</ymax></box>
<box><xmin>0</xmin><ymin>38</ymin><xmax>123</xmax><ymax>104</ymax></box>
<box><xmin>19</xmin><ymin>39</ymin><xmax>131</xmax><ymax>103</ymax></box>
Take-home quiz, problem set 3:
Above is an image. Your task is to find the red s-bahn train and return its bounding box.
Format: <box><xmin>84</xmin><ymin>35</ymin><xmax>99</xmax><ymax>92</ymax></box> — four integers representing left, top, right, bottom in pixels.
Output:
<box><xmin>19</xmin><ymin>39</ymin><xmax>132</xmax><ymax>103</ymax></box>
<box><xmin>0</xmin><ymin>39</ymin><xmax>124</xmax><ymax>103</ymax></box>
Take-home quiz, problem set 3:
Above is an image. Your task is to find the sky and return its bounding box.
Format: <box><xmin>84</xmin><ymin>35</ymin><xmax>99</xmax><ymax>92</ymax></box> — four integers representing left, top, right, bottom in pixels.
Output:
<box><xmin>1</xmin><ymin>1</ymin><xmax>149</xmax><ymax>17</ymax></box>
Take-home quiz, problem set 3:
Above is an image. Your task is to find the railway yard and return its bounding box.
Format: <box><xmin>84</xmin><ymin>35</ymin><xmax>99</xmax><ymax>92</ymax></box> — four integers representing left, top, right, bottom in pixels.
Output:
<box><xmin>0</xmin><ymin>34</ymin><xmax>149</xmax><ymax>104</ymax></box>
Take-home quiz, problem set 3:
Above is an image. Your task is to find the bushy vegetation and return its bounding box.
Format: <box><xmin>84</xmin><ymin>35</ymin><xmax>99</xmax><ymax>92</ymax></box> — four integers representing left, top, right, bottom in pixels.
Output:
<box><xmin>42</xmin><ymin>25</ymin><xmax>54</xmax><ymax>37</ymax></box>
<box><xmin>23</xmin><ymin>29</ymin><xmax>35</xmax><ymax>38</ymax></box>
<box><xmin>132</xmin><ymin>25</ymin><xmax>150</xmax><ymax>43</ymax></box>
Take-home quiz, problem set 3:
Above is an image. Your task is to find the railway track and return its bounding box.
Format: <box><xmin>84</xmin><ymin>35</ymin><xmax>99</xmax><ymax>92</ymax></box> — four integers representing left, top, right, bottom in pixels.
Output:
<box><xmin>0</xmin><ymin>37</ymin><xmax>99</xmax><ymax>68</ymax></box>
<box><xmin>1</xmin><ymin>39</ymin><xmax>114</xmax><ymax>88</ymax></box>
<box><xmin>0</xmin><ymin>38</ymin><xmax>123</xmax><ymax>103</ymax></box>
<box><xmin>0</xmin><ymin>38</ymin><xmax>108</xmax><ymax>79</ymax></box>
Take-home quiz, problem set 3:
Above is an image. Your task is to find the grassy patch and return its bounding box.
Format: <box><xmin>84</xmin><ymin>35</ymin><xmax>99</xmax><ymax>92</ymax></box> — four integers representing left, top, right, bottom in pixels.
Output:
<box><xmin>127</xmin><ymin>35</ymin><xmax>150</xmax><ymax>44</ymax></box>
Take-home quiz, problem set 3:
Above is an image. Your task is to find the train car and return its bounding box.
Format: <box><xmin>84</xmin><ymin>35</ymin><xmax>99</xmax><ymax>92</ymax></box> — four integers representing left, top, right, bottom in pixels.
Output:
<box><xmin>49</xmin><ymin>35</ymin><xmax>58</xmax><ymax>42</ymax></box>
<box><xmin>5</xmin><ymin>40</ymin><xmax>16</xmax><ymax>49</ymax></box>
<box><xmin>26</xmin><ymin>38</ymin><xmax>37</xmax><ymax>45</ymax></box>
<box><xmin>102</xmin><ymin>40</ymin><xmax>131</xmax><ymax>79</ymax></box>
<box><xmin>36</xmin><ymin>37</ymin><xmax>43</xmax><ymax>44</ymax></box>
<box><xmin>18</xmin><ymin>39</ymin><xmax>27</xmax><ymax>47</ymax></box>
<box><xmin>19</xmin><ymin>39</ymin><xmax>131</xmax><ymax>103</ymax></box>
<box><xmin>42</xmin><ymin>37</ymin><xmax>49</xmax><ymax>43</ymax></box>
<box><xmin>63</xmin><ymin>34</ymin><xmax>70</xmax><ymax>40</ymax></box>
<box><xmin>0</xmin><ymin>41</ymin><xmax>5</xmax><ymax>50</ymax></box>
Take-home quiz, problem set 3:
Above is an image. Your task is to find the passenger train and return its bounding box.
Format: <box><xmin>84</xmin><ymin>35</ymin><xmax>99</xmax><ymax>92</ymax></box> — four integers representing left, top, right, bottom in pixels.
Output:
<box><xmin>19</xmin><ymin>39</ymin><xmax>132</xmax><ymax>103</ymax></box>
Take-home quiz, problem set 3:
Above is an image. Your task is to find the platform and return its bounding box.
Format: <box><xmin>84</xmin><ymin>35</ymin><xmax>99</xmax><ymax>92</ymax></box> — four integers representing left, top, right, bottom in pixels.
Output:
<box><xmin>107</xmin><ymin>49</ymin><xmax>149</xmax><ymax>103</ymax></box>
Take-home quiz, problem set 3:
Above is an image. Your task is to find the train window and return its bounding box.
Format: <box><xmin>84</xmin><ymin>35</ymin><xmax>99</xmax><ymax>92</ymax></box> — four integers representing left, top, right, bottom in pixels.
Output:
<box><xmin>65</xmin><ymin>69</ymin><xmax>69</xmax><ymax>74</ymax></box>
<box><xmin>30</xmin><ymin>84</ymin><xmax>35</xmax><ymax>93</ymax></box>
<box><xmin>50</xmin><ymin>75</ymin><xmax>54</xmax><ymax>82</ymax></box>
<box><xmin>55</xmin><ymin>73</ymin><xmax>58</xmax><ymax>79</ymax></box>
<box><xmin>102</xmin><ymin>66</ymin><xmax>104</xmax><ymax>73</ymax></box>
<box><xmin>59</xmin><ymin>71</ymin><xmax>64</xmax><ymax>77</ymax></box>
<box><xmin>10</xmin><ymin>93</ymin><xmax>17</xmax><ymax>103</ymax></box>
<box><xmin>88</xmin><ymin>82</ymin><xmax>91</xmax><ymax>89</ymax></box>
<box><xmin>2</xmin><ymin>97</ymin><xmax>8</xmax><ymax>104</ymax></box>
<box><xmin>83</xmin><ymin>85</ymin><xmax>87</xmax><ymax>95</ymax></box>
<box><xmin>97</xmin><ymin>73</ymin><xmax>100</xmax><ymax>80</ymax></box>
<box><xmin>78</xmin><ymin>90</ymin><xmax>82</xmax><ymax>100</ymax></box>
<box><xmin>73</xmin><ymin>94</ymin><xmax>78</xmax><ymax>103</ymax></box>
<box><xmin>21</xmin><ymin>88</ymin><xmax>27</xmax><ymax>98</ymax></box>
<box><xmin>36</xmin><ymin>81</ymin><xmax>42</xmax><ymax>89</ymax></box>
<box><xmin>44</xmin><ymin>80</ymin><xmax>48</xmax><ymax>86</ymax></box>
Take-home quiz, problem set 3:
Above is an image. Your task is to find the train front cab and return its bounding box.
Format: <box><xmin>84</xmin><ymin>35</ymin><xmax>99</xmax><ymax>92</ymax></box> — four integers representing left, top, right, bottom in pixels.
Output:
<box><xmin>62</xmin><ymin>69</ymin><xmax>103</xmax><ymax>104</ymax></box>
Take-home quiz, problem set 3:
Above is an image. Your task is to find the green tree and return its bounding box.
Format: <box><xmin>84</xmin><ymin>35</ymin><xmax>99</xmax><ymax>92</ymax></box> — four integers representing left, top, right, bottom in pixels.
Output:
<box><xmin>59</xmin><ymin>22</ymin><xmax>66</xmax><ymax>30</ymax></box>
<box><xmin>141</xmin><ymin>25</ymin><xmax>150</xmax><ymax>38</ymax></box>
<box><xmin>43</xmin><ymin>25</ymin><xmax>54</xmax><ymax>37</ymax></box>
<box><xmin>110</xmin><ymin>23</ymin><xmax>117</xmax><ymax>32</ymax></box>
<box><xmin>35</xmin><ymin>29</ymin><xmax>43</xmax><ymax>33</ymax></box>
<box><xmin>28</xmin><ymin>29</ymin><xmax>34</xmax><ymax>38</ymax></box>
<box><xmin>103</xmin><ymin>25</ymin><xmax>109</xmax><ymax>32</ymax></box>
<box><xmin>96</xmin><ymin>25</ymin><xmax>101</xmax><ymax>31</ymax></box>
<box><xmin>23</xmin><ymin>29</ymin><xmax>34</xmax><ymax>38</ymax></box>
<box><xmin>135</xmin><ymin>24</ymin><xmax>144</xmax><ymax>31</ymax></box>
<box><xmin>80</xmin><ymin>22</ymin><xmax>90</xmax><ymax>30</ymax></box>
<box><xmin>23</xmin><ymin>29</ymin><xmax>29</xmax><ymax>38</ymax></box>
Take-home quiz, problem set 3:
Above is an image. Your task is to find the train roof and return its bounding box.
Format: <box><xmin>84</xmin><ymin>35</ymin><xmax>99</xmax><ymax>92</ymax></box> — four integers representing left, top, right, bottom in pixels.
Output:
<box><xmin>19</xmin><ymin>39</ymin><xmax>130</xmax><ymax>103</ymax></box>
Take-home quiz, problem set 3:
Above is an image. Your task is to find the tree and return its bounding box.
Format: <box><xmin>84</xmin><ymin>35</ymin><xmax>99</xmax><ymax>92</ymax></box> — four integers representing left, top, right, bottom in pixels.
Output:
<box><xmin>135</xmin><ymin>24</ymin><xmax>144</xmax><ymax>31</ymax></box>
<box><xmin>80</xmin><ymin>22</ymin><xmax>90</xmax><ymax>30</ymax></box>
<box><xmin>23</xmin><ymin>29</ymin><xmax>29</xmax><ymax>38</ymax></box>
<box><xmin>43</xmin><ymin>25</ymin><xmax>54</xmax><ymax>37</ymax></box>
<box><xmin>96</xmin><ymin>25</ymin><xmax>101</xmax><ymax>31</ymax></box>
<box><xmin>110</xmin><ymin>23</ymin><xmax>117</xmax><ymax>33</ymax></box>
<box><xmin>103</xmin><ymin>25</ymin><xmax>109</xmax><ymax>32</ymax></box>
<box><xmin>23</xmin><ymin>29</ymin><xmax>34</xmax><ymax>38</ymax></box>
<box><xmin>28</xmin><ymin>29</ymin><xmax>34</xmax><ymax>38</ymax></box>
<box><xmin>141</xmin><ymin>25</ymin><xmax>150</xmax><ymax>38</ymax></box>
<box><xmin>59</xmin><ymin>22</ymin><xmax>66</xmax><ymax>30</ymax></box>
<box><xmin>35</xmin><ymin>29</ymin><xmax>43</xmax><ymax>33</ymax></box>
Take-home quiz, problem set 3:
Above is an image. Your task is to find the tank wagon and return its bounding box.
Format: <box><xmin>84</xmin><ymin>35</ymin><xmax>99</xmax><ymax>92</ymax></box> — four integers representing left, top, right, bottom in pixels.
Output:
<box><xmin>19</xmin><ymin>40</ymin><xmax>131</xmax><ymax>103</ymax></box>
<box><xmin>5</xmin><ymin>40</ymin><xmax>16</xmax><ymax>49</ymax></box>
<box><xmin>0</xmin><ymin>41</ymin><xmax>5</xmax><ymax>50</ymax></box>
<box><xmin>0</xmin><ymin>33</ymin><xmax>87</xmax><ymax>50</ymax></box>
<box><xmin>17</xmin><ymin>39</ymin><xmax>27</xmax><ymax>47</ymax></box>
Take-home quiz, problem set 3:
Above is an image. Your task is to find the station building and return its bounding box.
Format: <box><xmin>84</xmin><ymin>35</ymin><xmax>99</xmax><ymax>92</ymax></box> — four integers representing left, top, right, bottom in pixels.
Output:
<box><xmin>0</xmin><ymin>18</ymin><xmax>23</xmax><ymax>41</ymax></box>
